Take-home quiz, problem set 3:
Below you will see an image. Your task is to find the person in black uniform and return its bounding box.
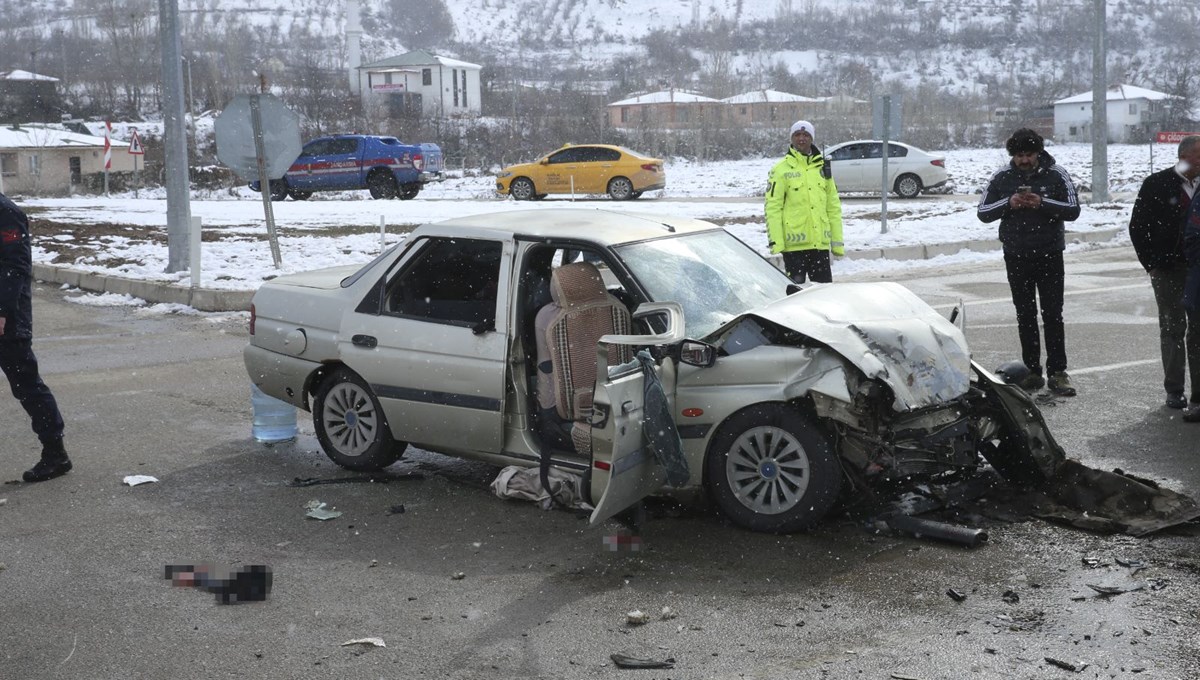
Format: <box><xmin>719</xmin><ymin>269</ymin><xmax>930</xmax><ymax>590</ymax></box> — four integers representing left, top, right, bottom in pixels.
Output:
<box><xmin>977</xmin><ymin>129</ymin><xmax>1081</xmax><ymax>396</ymax></box>
<box><xmin>0</xmin><ymin>192</ymin><xmax>71</xmax><ymax>482</ymax></box>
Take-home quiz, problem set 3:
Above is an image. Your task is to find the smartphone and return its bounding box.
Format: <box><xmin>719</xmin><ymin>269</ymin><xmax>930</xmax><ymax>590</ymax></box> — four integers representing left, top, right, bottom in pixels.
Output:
<box><xmin>1017</xmin><ymin>185</ymin><xmax>1032</xmax><ymax>193</ymax></box>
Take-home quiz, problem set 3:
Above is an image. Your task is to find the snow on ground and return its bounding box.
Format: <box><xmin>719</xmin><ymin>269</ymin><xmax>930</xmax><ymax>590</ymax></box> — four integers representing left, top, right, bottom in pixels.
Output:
<box><xmin>20</xmin><ymin>143</ymin><xmax>1153</xmax><ymax>295</ymax></box>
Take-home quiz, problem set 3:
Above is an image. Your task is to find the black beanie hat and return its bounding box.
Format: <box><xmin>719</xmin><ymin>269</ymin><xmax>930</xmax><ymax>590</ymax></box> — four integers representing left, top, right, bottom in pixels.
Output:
<box><xmin>1006</xmin><ymin>128</ymin><xmax>1044</xmax><ymax>155</ymax></box>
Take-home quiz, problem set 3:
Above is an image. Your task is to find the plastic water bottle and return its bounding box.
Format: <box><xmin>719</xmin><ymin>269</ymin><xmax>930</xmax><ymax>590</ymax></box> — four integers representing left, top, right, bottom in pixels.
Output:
<box><xmin>251</xmin><ymin>383</ymin><xmax>297</xmax><ymax>443</ymax></box>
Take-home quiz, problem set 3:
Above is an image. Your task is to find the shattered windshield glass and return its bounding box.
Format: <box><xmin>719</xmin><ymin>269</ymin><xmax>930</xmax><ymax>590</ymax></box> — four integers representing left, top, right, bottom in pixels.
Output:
<box><xmin>614</xmin><ymin>230</ymin><xmax>792</xmax><ymax>338</ymax></box>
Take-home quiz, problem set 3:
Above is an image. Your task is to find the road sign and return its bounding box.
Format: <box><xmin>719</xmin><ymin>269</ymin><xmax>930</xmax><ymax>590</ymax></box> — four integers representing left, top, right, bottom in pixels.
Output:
<box><xmin>103</xmin><ymin>122</ymin><xmax>112</xmax><ymax>169</ymax></box>
<box><xmin>1156</xmin><ymin>131</ymin><xmax>1200</xmax><ymax>144</ymax></box>
<box><xmin>128</xmin><ymin>129</ymin><xmax>145</xmax><ymax>155</ymax></box>
<box><xmin>214</xmin><ymin>94</ymin><xmax>302</xmax><ymax>179</ymax></box>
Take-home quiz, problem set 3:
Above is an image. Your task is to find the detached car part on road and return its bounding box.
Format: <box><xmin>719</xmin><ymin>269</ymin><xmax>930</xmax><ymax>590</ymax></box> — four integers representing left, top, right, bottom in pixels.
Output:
<box><xmin>245</xmin><ymin>209</ymin><xmax>1062</xmax><ymax>533</ymax></box>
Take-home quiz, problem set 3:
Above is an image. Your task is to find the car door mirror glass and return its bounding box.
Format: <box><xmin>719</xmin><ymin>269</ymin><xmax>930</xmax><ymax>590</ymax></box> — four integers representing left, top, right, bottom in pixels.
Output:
<box><xmin>678</xmin><ymin>340</ymin><xmax>716</xmax><ymax>368</ymax></box>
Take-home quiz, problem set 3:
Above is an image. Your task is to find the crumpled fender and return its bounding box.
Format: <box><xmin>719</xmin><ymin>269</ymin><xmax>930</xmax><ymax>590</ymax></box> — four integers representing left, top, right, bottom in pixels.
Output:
<box><xmin>971</xmin><ymin>361</ymin><xmax>1065</xmax><ymax>483</ymax></box>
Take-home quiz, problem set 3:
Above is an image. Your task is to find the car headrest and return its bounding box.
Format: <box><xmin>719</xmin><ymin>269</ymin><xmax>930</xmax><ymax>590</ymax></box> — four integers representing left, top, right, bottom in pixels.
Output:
<box><xmin>550</xmin><ymin>262</ymin><xmax>608</xmax><ymax>308</ymax></box>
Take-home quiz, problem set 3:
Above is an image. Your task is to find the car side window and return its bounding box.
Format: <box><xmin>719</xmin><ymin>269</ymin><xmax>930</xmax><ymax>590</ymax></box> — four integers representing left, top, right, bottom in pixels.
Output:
<box><xmin>829</xmin><ymin>145</ymin><xmax>859</xmax><ymax>162</ymax></box>
<box><xmin>596</xmin><ymin>148</ymin><xmax>622</xmax><ymax>162</ymax></box>
<box><xmin>548</xmin><ymin>148</ymin><xmax>581</xmax><ymax>164</ymax></box>
<box><xmin>301</xmin><ymin>140</ymin><xmax>330</xmax><ymax>157</ymax></box>
<box><xmin>888</xmin><ymin>144</ymin><xmax>908</xmax><ymax>158</ymax></box>
<box><xmin>382</xmin><ymin>237</ymin><xmax>502</xmax><ymax>326</ymax></box>
<box><xmin>332</xmin><ymin>138</ymin><xmax>359</xmax><ymax>155</ymax></box>
<box><xmin>865</xmin><ymin>143</ymin><xmax>883</xmax><ymax>159</ymax></box>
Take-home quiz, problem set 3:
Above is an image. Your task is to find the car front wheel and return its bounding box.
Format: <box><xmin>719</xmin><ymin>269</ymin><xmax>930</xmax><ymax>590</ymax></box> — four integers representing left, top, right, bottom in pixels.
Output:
<box><xmin>704</xmin><ymin>404</ymin><xmax>842</xmax><ymax>533</ymax></box>
<box><xmin>268</xmin><ymin>179</ymin><xmax>289</xmax><ymax>201</ymax></box>
<box><xmin>607</xmin><ymin>176</ymin><xmax>634</xmax><ymax>200</ymax></box>
<box><xmin>509</xmin><ymin>177</ymin><xmax>536</xmax><ymax>200</ymax></box>
<box><xmin>313</xmin><ymin>367</ymin><xmax>405</xmax><ymax>471</ymax></box>
<box><xmin>895</xmin><ymin>173</ymin><xmax>922</xmax><ymax>199</ymax></box>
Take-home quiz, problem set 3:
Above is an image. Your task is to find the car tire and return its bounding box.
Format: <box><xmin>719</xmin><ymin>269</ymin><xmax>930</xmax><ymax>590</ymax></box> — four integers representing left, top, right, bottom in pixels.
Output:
<box><xmin>607</xmin><ymin>176</ymin><xmax>635</xmax><ymax>200</ymax></box>
<box><xmin>288</xmin><ymin>190</ymin><xmax>312</xmax><ymax>201</ymax></box>
<box><xmin>895</xmin><ymin>173</ymin><xmax>922</xmax><ymax>199</ymax></box>
<box><xmin>704</xmin><ymin>403</ymin><xmax>842</xmax><ymax>533</ymax></box>
<box><xmin>367</xmin><ymin>171</ymin><xmax>399</xmax><ymax>200</ymax></box>
<box><xmin>313</xmin><ymin>367</ymin><xmax>405</xmax><ymax>471</ymax></box>
<box><xmin>398</xmin><ymin>183</ymin><xmax>420</xmax><ymax>200</ymax></box>
<box><xmin>509</xmin><ymin>177</ymin><xmax>536</xmax><ymax>201</ymax></box>
<box><xmin>268</xmin><ymin>179</ymin><xmax>289</xmax><ymax>202</ymax></box>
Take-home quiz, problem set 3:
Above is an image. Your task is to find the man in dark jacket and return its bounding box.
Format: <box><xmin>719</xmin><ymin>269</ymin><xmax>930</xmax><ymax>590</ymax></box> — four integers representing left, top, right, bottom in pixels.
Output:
<box><xmin>0</xmin><ymin>192</ymin><xmax>71</xmax><ymax>482</ymax></box>
<box><xmin>978</xmin><ymin>128</ymin><xmax>1081</xmax><ymax>396</ymax></box>
<box><xmin>1129</xmin><ymin>135</ymin><xmax>1200</xmax><ymax>411</ymax></box>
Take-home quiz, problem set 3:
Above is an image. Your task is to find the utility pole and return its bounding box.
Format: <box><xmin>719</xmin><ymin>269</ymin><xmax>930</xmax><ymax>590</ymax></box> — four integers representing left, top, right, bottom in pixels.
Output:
<box><xmin>1090</xmin><ymin>0</ymin><xmax>1110</xmax><ymax>202</ymax></box>
<box><xmin>158</xmin><ymin>0</ymin><xmax>192</xmax><ymax>272</ymax></box>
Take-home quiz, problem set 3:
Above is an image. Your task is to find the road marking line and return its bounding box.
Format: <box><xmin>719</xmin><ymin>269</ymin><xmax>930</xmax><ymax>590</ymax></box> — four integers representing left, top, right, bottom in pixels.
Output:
<box><xmin>1070</xmin><ymin>359</ymin><xmax>1159</xmax><ymax>375</ymax></box>
<box><xmin>933</xmin><ymin>282</ymin><xmax>1149</xmax><ymax>310</ymax></box>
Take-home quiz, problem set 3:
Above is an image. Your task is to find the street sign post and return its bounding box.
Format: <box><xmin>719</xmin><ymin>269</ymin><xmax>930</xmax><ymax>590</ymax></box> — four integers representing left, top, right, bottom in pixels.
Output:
<box><xmin>103</xmin><ymin>121</ymin><xmax>112</xmax><ymax>196</ymax></box>
<box><xmin>128</xmin><ymin>128</ymin><xmax>145</xmax><ymax>197</ymax></box>
<box><xmin>214</xmin><ymin>93</ymin><xmax>302</xmax><ymax>268</ymax></box>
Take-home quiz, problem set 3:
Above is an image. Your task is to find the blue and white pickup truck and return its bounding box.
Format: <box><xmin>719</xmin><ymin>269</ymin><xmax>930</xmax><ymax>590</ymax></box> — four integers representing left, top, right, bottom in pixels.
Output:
<box><xmin>252</xmin><ymin>134</ymin><xmax>444</xmax><ymax>201</ymax></box>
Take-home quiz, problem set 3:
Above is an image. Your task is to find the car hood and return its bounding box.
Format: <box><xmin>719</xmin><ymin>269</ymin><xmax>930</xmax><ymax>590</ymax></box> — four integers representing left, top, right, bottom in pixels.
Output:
<box><xmin>731</xmin><ymin>282</ymin><xmax>970</xmax><ymax>411</ymax></box>
<box><xmin>265</xmin><ymin>264</ymin><xmax>363</xmax><ymax>290</ymax></box>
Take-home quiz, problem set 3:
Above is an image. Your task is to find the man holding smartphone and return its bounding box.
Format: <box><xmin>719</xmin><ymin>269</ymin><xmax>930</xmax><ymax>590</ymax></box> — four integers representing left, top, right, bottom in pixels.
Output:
<box><xmin>978</xmin><ymin>128</ymin><xmax>1081</xmax><ymax>396</ymax></box>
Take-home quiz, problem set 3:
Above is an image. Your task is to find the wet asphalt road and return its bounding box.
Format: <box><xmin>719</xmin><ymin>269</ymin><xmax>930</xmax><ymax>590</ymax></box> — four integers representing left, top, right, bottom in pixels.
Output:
<box><xmin>1</xmin><ymin>245</ymin><xmax>1197</xmax><ymax>679</ymax></box>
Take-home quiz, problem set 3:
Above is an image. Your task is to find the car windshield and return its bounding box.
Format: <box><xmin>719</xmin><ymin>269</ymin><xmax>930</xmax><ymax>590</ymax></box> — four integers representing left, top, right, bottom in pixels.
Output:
<box><xmin>613</xmin><ymin>230</ymin><xmax>793</xmax><ymax>339</ymax></box>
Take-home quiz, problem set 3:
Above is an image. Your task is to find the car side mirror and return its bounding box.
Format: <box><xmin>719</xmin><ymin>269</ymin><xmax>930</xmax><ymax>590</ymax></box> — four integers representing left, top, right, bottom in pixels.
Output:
<box><xmin>786</xmin><ymin>283</ymin><xmax>803</xmax><ymax>295</ymax></box>
<box><xmin>539</xmin><ymin>158</ymin><xmax>549</xmax><ymax>165</ymax></box>
<box><xmin>678</xmin><ymin>340</ymin><xmax>716</xmax><ymax>368</ymax></box>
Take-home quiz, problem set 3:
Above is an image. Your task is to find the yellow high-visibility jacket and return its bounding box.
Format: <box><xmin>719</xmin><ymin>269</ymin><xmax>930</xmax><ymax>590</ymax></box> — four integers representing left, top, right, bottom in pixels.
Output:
<box><xmin>765</xmin><ymin>147</ymin><xmax>844</xmax><ymax>255</ymax></box>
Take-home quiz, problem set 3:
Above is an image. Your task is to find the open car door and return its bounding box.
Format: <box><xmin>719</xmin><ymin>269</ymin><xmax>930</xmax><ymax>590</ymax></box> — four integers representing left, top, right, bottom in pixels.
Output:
<box><xmin>588</xmin><ymin>303</ymin><xmax>686</xmax><ymax>527</ymax></box>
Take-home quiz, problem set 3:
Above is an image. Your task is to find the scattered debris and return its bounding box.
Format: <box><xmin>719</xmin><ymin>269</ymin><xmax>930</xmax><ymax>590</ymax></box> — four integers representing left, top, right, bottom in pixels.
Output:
<box><xmin>946</xmin><ymin>589</ymin><xmax>968</xmax><ymax>602</ymax></box>
<box><xmin>123</xmin><ymin>475</ymin><xmax>159</xmax><ymax>486</ymax></box>
<box><xmin>625</xmin><ymin>610</ymin><xmax>651</xmax><ymax>625</ymax></box>
<box><xmin>0</xmin><ymin>498</ymin><xmax>7</xmax><ymax>506</ymax></box>
<box><xmin>387</xmin><ymin>505</ymin><xmax>406</xmax><ymax>515</ymax></box>
<box><xmin>884</xmin><ymin>514</ymin><xmax>988</xmax><ymax>547</ymax></box>
<box><xmin>0</xmin><ymin>562</ymin><xmax>6</xmax><ymax>572</ymax></box>
<box><xmin>340</xmin><ymin>638</ymin><xmax>385</xmax><ymax>648</ymax></box>
<box><xmin>891</xmin><ymin>673</ymin><xmax>925</xmax><ymax>680</ymax></box>
<box><xmin>610</xmin><ymin>654</ymin><xmax>674</xmax><ymax>669</ymax></box>
<box><xmin>289</xmin><ymin>473</ymin><xmax>422</xmax><ymax>487</ymax></box>
<box><xmin>164</xmin><ymin>564</ymin><xmax>272</xmax><ymax>604</ymax></box>
<box><xmin>1002</xmin><ymin>590</ymin><xmax>1020</xmax><ymax>604</ymax></box>
<box><xmin>1087</xmin><ymin>581</ymin><xmax>1146</xmax><ymax>597</ymax></box>
<box><xmin>1116</xmin><ymin>557</ymin><xmax>1148</xmax><ymax>575</ymax></box>
<box><xmin>451</xmin><ymin>572</ymin><xmax>466</xmax><ymax>580</ymax></box>
<box><xmin>304</xmin><ymin>500</ymin><xmax>342</xmax><ymax>521</ymax></box>
<box><xmin>660</xmin><ymin>606</ymin><xmax>677</xmax><ymax>620</ymax></box>
<box><xmin>1044</xmin><ymin>657</ymin><xmax>1086</xmax><ymax>672</ymax></box>
<box><xmin>368</xmin><ymin>560</ymin><xmax>378</xmax><ymax>568</ymax></box>
<box><xmin>1081</xmin><ymin>556</ymin><xmax>1102</xmax><ymax>568</ymax></box>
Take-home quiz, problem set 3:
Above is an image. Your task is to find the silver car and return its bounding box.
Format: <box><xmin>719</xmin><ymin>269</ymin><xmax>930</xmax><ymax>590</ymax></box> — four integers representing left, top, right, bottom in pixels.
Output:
<box><xmin>245</xmin><ymin>209</ymin><xmax>1058</xmax><ymax>532</ymax></box>
<box><xmin>825</xmin><ymin>140</ymin><xmax>949</xmax><ymax>198</ymax></box>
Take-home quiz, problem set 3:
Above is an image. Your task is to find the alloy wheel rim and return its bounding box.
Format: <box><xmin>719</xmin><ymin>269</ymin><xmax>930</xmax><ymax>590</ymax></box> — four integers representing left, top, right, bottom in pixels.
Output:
<box><xmin>726</xmin><ymin>425</ymin><xmax>811</xmax><ymax>515</ymax></box>
<box><xmin>323</xmin><ymin>382</ymin><xmax>379</xmax><ymax>456</ymax></box>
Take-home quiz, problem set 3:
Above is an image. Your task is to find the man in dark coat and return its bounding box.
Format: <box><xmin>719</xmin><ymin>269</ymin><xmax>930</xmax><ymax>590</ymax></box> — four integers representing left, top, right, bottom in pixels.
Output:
<box><xmin>1129</xmin><ymin>135</ymin><xmax>1200</xmax><ymax>411</ymax></box>
<box><xmin>978</xmin><ymin>128</ymin><xmax>1081</xmax><ymax>396</ymax></box>
<box><xmin>0</xmin><ymin>192</ymin><xmax>71</xmax><ymax>481</ymax></box>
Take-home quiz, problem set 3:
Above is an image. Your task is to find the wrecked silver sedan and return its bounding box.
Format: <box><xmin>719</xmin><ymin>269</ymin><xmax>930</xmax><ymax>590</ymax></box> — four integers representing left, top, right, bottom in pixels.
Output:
<box><xmin>245</xmin><ymin>209</ymin><xmax>1061</xmax><ymax>533</ymax></box>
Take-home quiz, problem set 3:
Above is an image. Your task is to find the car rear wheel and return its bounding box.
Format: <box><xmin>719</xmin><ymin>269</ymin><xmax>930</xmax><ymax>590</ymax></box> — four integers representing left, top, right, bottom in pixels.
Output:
<box><xmin>895</xmin><ymin>173</ymin><xmax>922</xmax><ymax>199</ymax></box>
<box><xmin>607</xmin><ymin>176</ymin><xmax>634</xmax><ymax>200</ymax></box>
<box><xmin>313</xmin><ymin>367</ymin><xmax>405</xmax><ymax>471</ymax></box>
<box><xmin>288</xmin><ymin>190</ymin><xmax>312</xmax><ymax>201</ymax></box>
<box><xmin>367</xmin><ymin>171</ymin><xmax>399</xmax><ymax>199</ymax></box>
<box><xmin>398</xmin><ymin>183</ymin><xmax>420</xmax><ymax>200</ymax></box>
<box><xmin>509</xmin><ymin>177</ymin><xmax>536</xmax><ymax>200</ymax></box>
<box><xmin>705</xmin><ymin>404</ymin><xmax>842</xmax><ymax>533</ymax></box>
<box><xmin>268</xmin><ymin>179</ymin><xmax>289</xmax><ymax>202</ymax></box>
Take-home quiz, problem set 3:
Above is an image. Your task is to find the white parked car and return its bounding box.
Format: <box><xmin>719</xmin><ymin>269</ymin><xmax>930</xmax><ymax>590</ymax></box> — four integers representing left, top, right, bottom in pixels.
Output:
<box><xmin>825</xmin><ymin>140</ymin><xmax>949</xmax><ymax>198</ymax></box>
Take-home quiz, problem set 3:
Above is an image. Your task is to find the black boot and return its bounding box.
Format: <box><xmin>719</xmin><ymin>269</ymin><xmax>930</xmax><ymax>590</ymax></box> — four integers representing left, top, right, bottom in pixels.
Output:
<box><xmin>23</xmin><ymin>439</ymin><xmax>72</xmax><ymax>483</ymax></box>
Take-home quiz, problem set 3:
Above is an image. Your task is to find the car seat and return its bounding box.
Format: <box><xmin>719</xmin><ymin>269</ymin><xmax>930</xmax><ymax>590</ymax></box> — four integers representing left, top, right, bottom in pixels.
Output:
<box><xmin>534</xmin><ymin>262</ymin><xmax>633</xmax><ymax>456</ymax></box>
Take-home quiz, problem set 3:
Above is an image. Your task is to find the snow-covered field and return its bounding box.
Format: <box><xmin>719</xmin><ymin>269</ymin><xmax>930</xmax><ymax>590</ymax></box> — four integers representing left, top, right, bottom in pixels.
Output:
<box><xmin>21</xmin><ymin>143</ymin><xmax>1155</xmax><ymax>293</ymax></box>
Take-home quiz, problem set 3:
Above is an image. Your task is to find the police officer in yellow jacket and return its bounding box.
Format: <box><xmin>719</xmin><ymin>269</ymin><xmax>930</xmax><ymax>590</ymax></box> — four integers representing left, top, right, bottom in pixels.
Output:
<box><xmin>765</xmin><ymin>120</ymin><xmax>844</xmax><ymax>283</ymax></box>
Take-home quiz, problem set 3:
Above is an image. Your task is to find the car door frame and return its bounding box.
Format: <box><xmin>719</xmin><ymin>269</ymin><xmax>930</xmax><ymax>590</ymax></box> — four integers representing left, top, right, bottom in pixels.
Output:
<box><xmin>338</xmin><ymin>231</ymin><xmax>513</xmax><ymax>455</ymax></box>
<box><xmin>587</xmin><ymin>302</ymin><xmax>687</xmax><ymax>526</ymax></box>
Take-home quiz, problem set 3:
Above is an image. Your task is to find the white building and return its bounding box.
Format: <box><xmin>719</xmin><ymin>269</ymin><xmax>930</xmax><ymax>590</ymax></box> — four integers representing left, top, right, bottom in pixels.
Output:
<box><xmin>1053</xmin><ymin>84</ymin><xmax>1176</xmax><ymax>143</ymax></box>
<box><xmin>355</xmin><ymin>50</ymin><xmax>482</xmax><ymax>120</ymax></box>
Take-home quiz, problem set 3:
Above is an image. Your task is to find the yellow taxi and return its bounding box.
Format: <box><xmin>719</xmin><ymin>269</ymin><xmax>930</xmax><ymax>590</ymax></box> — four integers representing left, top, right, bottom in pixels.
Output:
<box><xmin>495</xmin><ymin>144</ymin><xmax>666</xmax><ymax>200</ymax></box>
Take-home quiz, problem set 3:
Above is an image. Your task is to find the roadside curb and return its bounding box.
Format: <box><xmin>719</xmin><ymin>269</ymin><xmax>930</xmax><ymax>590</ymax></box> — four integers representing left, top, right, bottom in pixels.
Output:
<box><xmin>33</xmin><ymin>263</ymin><xmax>255</xmax><ymax>313</ymax></box>
<box><xmin>35</xmin><ymin>228</ymin><xmax>1123</xmax><ymax>313</ymax></box>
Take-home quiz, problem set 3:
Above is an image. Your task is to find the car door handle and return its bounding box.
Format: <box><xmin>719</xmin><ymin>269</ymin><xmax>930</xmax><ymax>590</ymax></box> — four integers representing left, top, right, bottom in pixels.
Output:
<box><xmin>351</xmin><ymin>334</ymin><xmax>377</xmax><ymax>348</ymax></box>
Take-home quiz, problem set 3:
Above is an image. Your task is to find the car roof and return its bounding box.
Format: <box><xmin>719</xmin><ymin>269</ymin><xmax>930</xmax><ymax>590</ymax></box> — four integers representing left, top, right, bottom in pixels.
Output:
<box><xmin>827</xmin><ymin>140</ymin><xmax>923</xmax><ymax>151</ymax></box>
<box><xmin>415</xmin><ymin>209</ymin><xmax>721</xmax><ymax>246</ymax></box>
